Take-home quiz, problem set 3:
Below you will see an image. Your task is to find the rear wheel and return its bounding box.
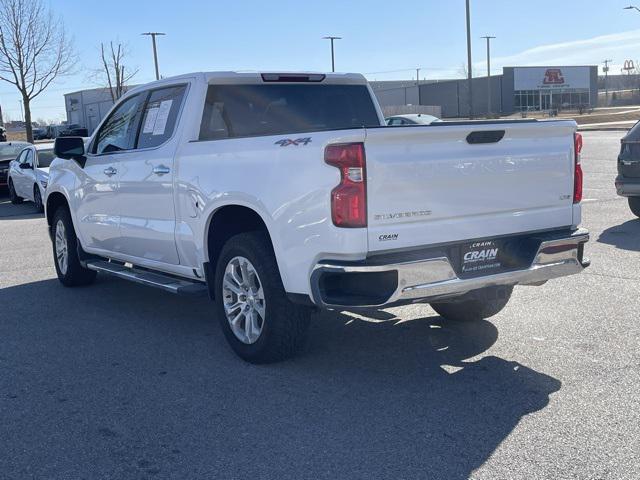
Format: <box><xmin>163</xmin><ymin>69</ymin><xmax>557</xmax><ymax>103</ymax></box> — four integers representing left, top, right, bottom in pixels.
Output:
<box><xmin>431</xmin><ymin>285</ymin><xmax>513</xmax><ymax>322</ymax></box>
<box><xmin>33</xmin><ymin>185</ymin><xmax>44</xmax><ymax>213</ymax></box>
<box><xmin>8</xmin><ymin>179</ymin><xmax>22</xmax><ymax>204</ymax></box>
<box><xmin>214</xmin><ymin>231</ymin><xmax>310</xmax><ymax>363</ymax></box>
<box><xmin>51</xmin><ymin>207</ymin><xmax>97</xmax><ymax>287</ymax></box>
<box><xmin>629</xmin><ymin>197</ymin><xmax>640</xmax><ymax>218</ymax></box>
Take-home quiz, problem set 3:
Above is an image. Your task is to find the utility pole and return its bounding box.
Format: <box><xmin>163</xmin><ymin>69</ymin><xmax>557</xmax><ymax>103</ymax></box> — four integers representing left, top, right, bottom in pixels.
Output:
<box><xmin>322</xmin><ymin>36</ymin><xmax>341</xmax><ymax>72</ymax></box>
<box><xmin>465</xmin><ymin>0</ymin><xmax>474</xmax><ymax>118</ymax></box>
<box><xmin>481</xmin><ymin>36</ymin><xmax>495</xmax><ymax>117</ymax></box>
<box><xmin>603</xmin><ymin>59</ymin><xmax>612</xmax><ymax>105</ymax></box>
<box><xmin>416</xmin><ymin>68</ymin><xmax>421</xmax><ymax>105</ymax></box>
<box><xmin>141</xmin><ymin>32</ymin><xmax>166</xmax><ymax>80</ymax></box>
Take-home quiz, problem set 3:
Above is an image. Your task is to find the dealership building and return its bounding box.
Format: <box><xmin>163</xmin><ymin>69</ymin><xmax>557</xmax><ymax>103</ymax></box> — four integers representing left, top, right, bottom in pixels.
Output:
<box><xmin>373</xmin><ymin>65</ymin><xmax>599</xmax><ymax>118</ymax></box>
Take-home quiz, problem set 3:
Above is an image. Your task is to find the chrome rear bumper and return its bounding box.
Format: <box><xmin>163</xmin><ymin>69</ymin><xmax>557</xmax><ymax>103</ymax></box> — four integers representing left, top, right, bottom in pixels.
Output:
<box><xmin>311</xmin><ymin>228</ymin><xmax>589</xmax><ymax>309</ymax></box>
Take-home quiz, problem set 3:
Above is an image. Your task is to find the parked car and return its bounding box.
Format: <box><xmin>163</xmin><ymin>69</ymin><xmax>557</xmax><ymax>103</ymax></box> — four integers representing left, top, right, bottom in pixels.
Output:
<box><xmin>42</xmin><ymin>125</ymin><xmax>64</xmax><ymax>139</ymax></box>
<box><xmin>386</xmin><ymin>113</ymin><xmax>441</xmax><ymax>125</ymax></box>
<box><xmin>0</xmin><ymin>127</ymin><xmax>6</xmax><ymax>142</ymax></box>
<box><xmin>46</xmin><ymin>71</ymin><xmax>589</xmax><ymax>363</ymax></box>
<box><xmin>615</xmin><ymin>121</ymin><xmax>640</xmax><ymax>217</ymax></box>
<box><xmin>0</xmin><ymin>141</ymin><xmax>31</xmax><ymax>188</ymax></box>
<box><xmin>58</xmin><ymin>124</ymin><xmax>89</xmax><ymax>137</ymax></box>
<box><xmin>8</xmin><ymin>143</ymin><xmax>55</xmax><ymax>212</ymax></box>
<box><xmin>33</xmin><ymin>127</ymin><xmax>48</xmax><ymax>140</ymax></box>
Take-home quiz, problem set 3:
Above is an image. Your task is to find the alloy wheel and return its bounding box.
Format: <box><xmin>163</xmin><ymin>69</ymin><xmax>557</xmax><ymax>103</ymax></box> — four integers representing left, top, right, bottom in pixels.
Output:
<box><xmin>55</xmin><ymin>219</ymin><xmax>68</xmax><ymax>275</ymax></box>
<box><xmin>222</xmin><ymin>256</ymin><xmax>266</xmax><ymax>344</ymax></box>
<box><xmin>34</xmin><ymin>187</ymin><xmax>42</xmax><ymax>211</ymax></box>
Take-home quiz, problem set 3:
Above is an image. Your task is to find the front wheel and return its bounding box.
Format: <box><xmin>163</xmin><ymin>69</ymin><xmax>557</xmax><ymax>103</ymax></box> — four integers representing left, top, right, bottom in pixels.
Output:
<box><xmin>629</xmin><ymin>197</ymin><xmax>640</xmax><ymax>218</ymax></box>
<box><xmin>8</xmin><ymin>179</ymin><xmax>22</xmax><ymax>204</ymax></box>
<box><xmin>51</xmin><ymin>207</ymin><xmax>97</xmax><ymax>287</ymax></box>
<box><xmin>431</xmin><ymin>285</ymin><xmax>513</xmax><ymax>322</ymax></box>
<box><xmin>214</xmin><ymin>231</ymin><xmax>310</xmax><ymax>363</ymax></box>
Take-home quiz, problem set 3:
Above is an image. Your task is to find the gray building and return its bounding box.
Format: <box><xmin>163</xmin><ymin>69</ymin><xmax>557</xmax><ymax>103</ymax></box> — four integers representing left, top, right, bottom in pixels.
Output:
<box><xmin>373</xmin><ymin>65</ymin><xmax>598</xmax><ymax>118</ymax></box>
<box><xmin>64</xmin><ymin>86</ymin><xmax>138</xmax><ymax>133</ymax></box>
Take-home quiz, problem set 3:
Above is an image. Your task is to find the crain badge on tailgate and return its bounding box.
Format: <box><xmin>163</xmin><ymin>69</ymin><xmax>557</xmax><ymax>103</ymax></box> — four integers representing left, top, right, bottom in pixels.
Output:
<box><xmin>378</xmin><ymin>233</ymin><xmax>399</xmax><ymax>242</ymax></box>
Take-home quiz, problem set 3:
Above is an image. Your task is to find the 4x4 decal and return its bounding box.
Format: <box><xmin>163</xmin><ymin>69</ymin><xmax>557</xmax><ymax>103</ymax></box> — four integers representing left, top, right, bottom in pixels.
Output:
<box><xmin>275</xmin><ymin>137</ymin><xmax>312</xmax><ymax>147</ymax></box>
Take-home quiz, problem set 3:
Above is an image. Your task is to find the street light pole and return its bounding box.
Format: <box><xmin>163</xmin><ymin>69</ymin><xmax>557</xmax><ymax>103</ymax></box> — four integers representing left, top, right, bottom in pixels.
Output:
<box><xmin>322</xmin><ymin>36</ymin><xmax>341</xmax><ymax>72</ymax></box>
<box><xmin>416</xmin><ymin>68</ymin><xmax>421</xmax><ymax>105</ymax></box>
<box><xmin>141</xmin><ymin>32</ymin><xmax>166</xmax><ymax>80</ymax></box>
<box><xmin>603</xmin><ymin>59</ymin><xmax>612</xmax><ymax>105</ymax></box>
<box><xmin>481</xmin><ymin>36</ymin><xmax>495</xmax><ymax>117</ymax></box>
<box><xmin>465</xmin><ymin>0</ymin><xmax>474</xmax><ymax>118</ymax></box>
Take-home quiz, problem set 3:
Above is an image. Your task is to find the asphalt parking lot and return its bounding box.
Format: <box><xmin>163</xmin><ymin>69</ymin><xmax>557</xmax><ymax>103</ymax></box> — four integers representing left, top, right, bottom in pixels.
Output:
<box><xmin>1</xmin><ymin>131</ymin><xmax>639</xmax><ymax>480</ymax></box>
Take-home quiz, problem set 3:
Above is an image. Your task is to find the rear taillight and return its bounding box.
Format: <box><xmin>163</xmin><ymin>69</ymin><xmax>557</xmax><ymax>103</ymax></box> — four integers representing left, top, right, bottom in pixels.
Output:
<box><xmin>325</xmin><ymin>143</ymin><xmax>367</xmax><ymax>228</ymax></box>
<box><xmin>574</xmin><ymin>132</ymin><xmax>583</xmax><ymax>203</ymax></box>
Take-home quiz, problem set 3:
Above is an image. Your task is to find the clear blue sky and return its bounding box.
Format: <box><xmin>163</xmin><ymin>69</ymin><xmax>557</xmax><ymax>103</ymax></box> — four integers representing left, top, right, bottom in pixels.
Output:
<box><xmin>4</xmin><ymin>0</ymin><xmax>640</xmax><ymax>122</ymax></box>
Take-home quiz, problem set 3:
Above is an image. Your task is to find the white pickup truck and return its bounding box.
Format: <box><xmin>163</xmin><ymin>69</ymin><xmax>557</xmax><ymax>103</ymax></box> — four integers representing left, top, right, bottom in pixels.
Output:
<box><xmin>46</xmin><ymin>71</ymin><xmax>589</xmax><ymax>363</ymax></box>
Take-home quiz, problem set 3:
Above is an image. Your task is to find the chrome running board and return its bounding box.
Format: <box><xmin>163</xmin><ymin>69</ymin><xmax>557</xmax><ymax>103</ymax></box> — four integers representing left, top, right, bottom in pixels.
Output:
<box><xmin>86</xmin><ymin>260</ymin><xmax>208</xmax><ymax>296</ymax></box>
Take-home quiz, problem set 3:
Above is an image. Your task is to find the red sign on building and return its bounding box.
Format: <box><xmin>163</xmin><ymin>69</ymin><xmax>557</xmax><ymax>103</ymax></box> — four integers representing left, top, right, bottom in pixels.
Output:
<box><xmin>543</xmin><ymin>69</ymin><xmax>565</xmax><ymax>85</ymax></box>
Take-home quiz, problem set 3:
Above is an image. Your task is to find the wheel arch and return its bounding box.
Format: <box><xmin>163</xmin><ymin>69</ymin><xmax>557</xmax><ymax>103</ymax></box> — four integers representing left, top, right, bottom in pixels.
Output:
<box><xmin>204</xmin><ymin>204</ymin><xmax>281</xmax><ymax>299</ymax></box>
<box><xmin>45</xmin><ymin>191</ymin><xmax>70</xmax><ymax>228</ymax></box>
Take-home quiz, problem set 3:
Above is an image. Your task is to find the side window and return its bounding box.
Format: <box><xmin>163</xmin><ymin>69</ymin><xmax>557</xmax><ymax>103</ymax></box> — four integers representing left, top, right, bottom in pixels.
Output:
<box><xmin>94</xmin><ymin>94</ymin><xmax>143</xmax><ymax>155</ymax></box>
<box><xmin>137</xmin><ymin>85</ymin><xmax>187</xmax><ymax>149</ymax></box>
<box><xmin>17</xmin><ymin>150</ymin><xmax>28</xmax><ymax>163</ymax></box>
<box><xmin>24</xmin><ymin>150</ymin><xmax>33</xmax><ymax>165</ymax></box>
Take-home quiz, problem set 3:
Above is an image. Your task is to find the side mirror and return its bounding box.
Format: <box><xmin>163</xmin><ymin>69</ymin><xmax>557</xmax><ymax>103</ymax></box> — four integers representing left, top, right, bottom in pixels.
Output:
<box><xmin>54</xmin><ymin>136</ymin><xmax>86</xmax><ymax>167</ymax></box>
<box><xmin>19</xmin><ymin>162</ymin><xmax>33</xmax><ymax>169</ymax></box>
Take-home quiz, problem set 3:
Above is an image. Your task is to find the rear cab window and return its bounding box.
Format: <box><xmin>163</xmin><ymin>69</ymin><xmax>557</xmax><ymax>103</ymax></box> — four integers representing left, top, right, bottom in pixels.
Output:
<box><xmin>199</xmin><ymin>83</ymin><xmax>380</xmax><ymax>141</ymax></box>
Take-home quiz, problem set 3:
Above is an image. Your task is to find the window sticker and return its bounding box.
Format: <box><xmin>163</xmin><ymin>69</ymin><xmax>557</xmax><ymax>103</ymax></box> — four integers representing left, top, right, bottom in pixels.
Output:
<box><xmin>152</xmin><ymin>100</ymin><xmax>173</xmax><ymax>136</ymax></box>
<box><xmin>142</xmin><ymin>106</ymin><xmax>160</xmax><ymax>134</ymax></box>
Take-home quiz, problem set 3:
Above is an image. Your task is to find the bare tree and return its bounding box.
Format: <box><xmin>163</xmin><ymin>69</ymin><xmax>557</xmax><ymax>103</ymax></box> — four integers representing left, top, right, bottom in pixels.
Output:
<box><xmin>0</xmin><ymin>0</ymin><xmax>75</xmax><ymax>142</ymax></box>
<box><xmin>98</xmin><ymin>41</ymin><xmax>138</xmax><ymax>102</ymax></box>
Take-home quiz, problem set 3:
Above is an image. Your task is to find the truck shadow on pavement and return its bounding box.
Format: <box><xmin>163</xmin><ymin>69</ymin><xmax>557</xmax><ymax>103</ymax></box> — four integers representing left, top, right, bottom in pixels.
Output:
<box><xmin>0</xmin><ymin>276</ymin><xmax>561</xmax><ymax>480</ymax></box>
<box><xmin>597</xmin><ymin>218</ymin><xmax>640</xmax><ymax>252</ymax></box>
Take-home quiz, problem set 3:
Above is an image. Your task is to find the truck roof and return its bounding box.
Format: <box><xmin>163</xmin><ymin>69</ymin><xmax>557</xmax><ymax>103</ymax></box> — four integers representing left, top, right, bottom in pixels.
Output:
<box><xmin>125</xmin><ymin>71</ymin><xmax>369</xmax><ymax>95</ymax></box>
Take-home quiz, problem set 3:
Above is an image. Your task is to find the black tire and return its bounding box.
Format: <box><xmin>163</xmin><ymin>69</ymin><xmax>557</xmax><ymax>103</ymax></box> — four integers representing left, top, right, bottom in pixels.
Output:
<box><xmin>214</xmin><ymin>231</ymin><xmax>310</xmax><ymax>364</ymax></box>
<box><xmin>431</xmin><ymin>285</ymin><xmax>513</xmax><ymax>322</ymax></box>
<box><xmin>629</xmin><ymin>197</ymin><xmax>640</xmax><ymax>218</ymax></box>
<box><xmin>8</xmin><ymin>179</ymin><xmax>23</xmax><ymax>204</ymax></box>
<box><xmin>51</xmin><ymin>206</ymin><xmax>97</xmax><ymax>287</ymax></box>
<box><xmin>33</xmin><ymin>185</ymin><xmax>44</xmax><ymax>213</ymax></box>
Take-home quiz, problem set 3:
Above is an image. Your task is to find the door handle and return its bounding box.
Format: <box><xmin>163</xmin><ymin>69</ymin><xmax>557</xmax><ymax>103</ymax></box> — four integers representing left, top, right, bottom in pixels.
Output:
<box><xmin>103</xmin><ymin>166</ymin><xmax>117</xmax><ymax>176</ymax></box>
<box><xmin>153</xmin><ymin>165</ymin><xmax>171</xmax><ymax>175</ymax></box>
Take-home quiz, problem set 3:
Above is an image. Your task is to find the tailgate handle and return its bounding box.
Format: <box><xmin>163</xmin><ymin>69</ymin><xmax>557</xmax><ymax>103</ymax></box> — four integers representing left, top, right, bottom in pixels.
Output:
<box><xmin>466</xmin><ymin>130</ymin><xmax>505</xmax><ymax>144</ymax></box>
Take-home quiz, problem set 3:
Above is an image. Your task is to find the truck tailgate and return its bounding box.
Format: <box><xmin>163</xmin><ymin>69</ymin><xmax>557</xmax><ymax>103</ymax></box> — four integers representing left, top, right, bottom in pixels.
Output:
<box><xmin>364</xmin><ymin>120</ymin><xmax>577</xmax><ymax>252</ymax></box>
